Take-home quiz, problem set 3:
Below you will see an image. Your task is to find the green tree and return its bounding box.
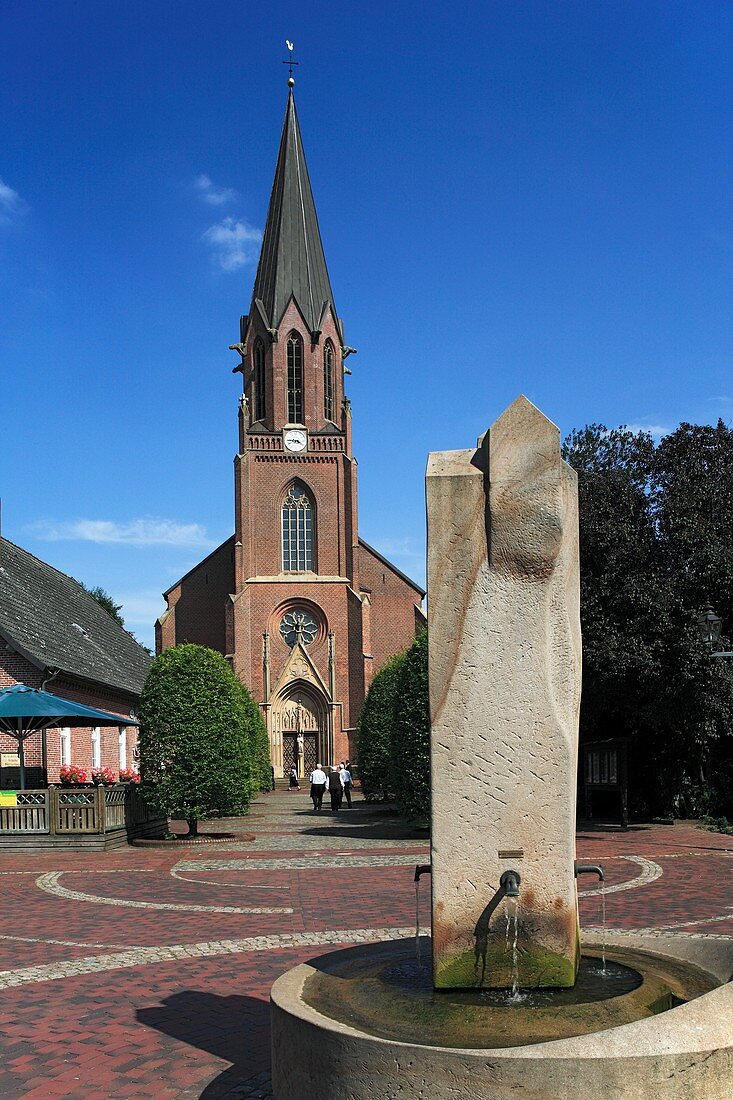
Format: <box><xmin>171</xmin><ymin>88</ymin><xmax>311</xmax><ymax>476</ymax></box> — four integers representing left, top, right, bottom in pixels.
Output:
<box><xmin>80</xmin><ymin>583</ymin><xmax>125</xmax><ymax>627</ymax></box>
<box><xmin>653</xmin><ymin>420</ymin><xmax>733</xmax><ymax>636</ymax></box>
<box><xmin>356</xmin><ymin>650</ymin><xmax>406</xmax><ymax>801</ymax></box>
<box><xmin>139</xmin><ymin>644</ymin><xmax>251</xmax><ymax>835</ymax></box>
<box><xmin>562</xmin><ymin>425</ymin><xmax>669</xmax><ymax>755</ymax></box>
<box><xmin>564</xmin><ymin>421</ymin><xmax>733</xmax><ymax>816</ymax></box>
<box><xmin>391</xmin><ymin>630</ymin><xmax>430</xmax><ymax>820</ymax></box>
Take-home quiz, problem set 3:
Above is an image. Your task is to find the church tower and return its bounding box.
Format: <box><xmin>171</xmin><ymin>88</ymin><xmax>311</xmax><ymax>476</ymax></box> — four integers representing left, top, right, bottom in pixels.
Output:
<box><xmin>157</xmin><ymin>85</ymin><xmax>424</xmax><ymax>776</ymax></box>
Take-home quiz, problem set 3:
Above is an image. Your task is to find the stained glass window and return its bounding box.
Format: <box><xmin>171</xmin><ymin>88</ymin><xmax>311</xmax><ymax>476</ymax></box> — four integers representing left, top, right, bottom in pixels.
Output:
<box><xmin>253</xmin><ymin>340</ymin><xmax>266</xmax><ymax>422</ymax></box>
<box><xmin>287</xmin><ymin>332</ymin><xmax>303</xmax><ymax>424</ymax></box>
<box><xmin>323</xmin><ymin>341</ymin><xmax>334</xmax><ymax>421</ymax></box>
<box><xmin>282</xmin><ymin>484</ymin><xmax>314</xmax><ymax>571</ymax></box>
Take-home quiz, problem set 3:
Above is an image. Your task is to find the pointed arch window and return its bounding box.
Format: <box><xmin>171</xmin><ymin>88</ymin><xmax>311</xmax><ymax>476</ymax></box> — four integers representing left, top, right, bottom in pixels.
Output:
<box><xmin>287</xmin><ymin>332</ymin><xmax>303</xmax><ymax>424</ymax></box>
<box><xmin>282</xmin><ymin>483</ymin><xmax>314</xmax><ymax>572</ymax></box>
<box><xmin>323</xmin><ymin>341</ymin><xmax>334</xmax><ymax>421</ymax></box>
<box><xmin>253</xmin><ymin>340</ymin><xmax>266</xmax><ymax>422</ymax></box>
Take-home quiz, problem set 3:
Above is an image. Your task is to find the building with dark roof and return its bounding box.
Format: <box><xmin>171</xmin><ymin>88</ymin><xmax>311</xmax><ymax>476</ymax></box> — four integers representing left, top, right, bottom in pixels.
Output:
<box><xmin>0</xmin><ymin>536</ymin><xmax>151</xmax><ymax>787</ymax></box>
<box><xmin>157</xmin><ymin>87</ymin><xmax>425</xmax><ymax>776</ymax></box>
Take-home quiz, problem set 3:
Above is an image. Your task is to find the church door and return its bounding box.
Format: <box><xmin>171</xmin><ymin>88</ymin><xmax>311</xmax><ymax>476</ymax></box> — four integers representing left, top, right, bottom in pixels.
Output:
<box><xmin>283</xmin><ymin>732</ymin><xmax>317</xmax><ymax>777</ymax></box>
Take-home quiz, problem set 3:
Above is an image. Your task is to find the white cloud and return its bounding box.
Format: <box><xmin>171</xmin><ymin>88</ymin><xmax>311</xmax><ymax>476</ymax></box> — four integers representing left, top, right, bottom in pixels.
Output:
<box><xmin>31</xmin><ymin>518</ymin><xmax>214</xmax><ymax>548</ymax></box>
<box><xmin>115</xmin><ymin>590</ymin><xmax>168</xmax><ymax>626</ymax></box>
<box><xmin>195</xmin><ymin>173</ymin><xmax>237</xmax><ymax>206</ymax></box>
<box><xmin>203</xmin><ymin>217</ymin><xmax>262</xmax><ymax>271</ymax></box>
<box><xmin>0</xmin><ymin>177</ymin><xmax>22</xmax><ymax>224</ymax></box>
<box><xmin>624</xmin><ymin>421</ymin><xmax>672</xmax><ymax>441</ymax></box>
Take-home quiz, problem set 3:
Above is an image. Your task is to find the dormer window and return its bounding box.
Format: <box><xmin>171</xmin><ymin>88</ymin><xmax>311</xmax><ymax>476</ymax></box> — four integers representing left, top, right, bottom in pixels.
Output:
<box><xmin>287</xmin><ymin>332</ymin><xmax>303</xmax><ymax>424</ymax></box>
<box><xmin>323</xmin><ymin>341</ymin><xmax>334</xmax><ymax>421</ymax></box>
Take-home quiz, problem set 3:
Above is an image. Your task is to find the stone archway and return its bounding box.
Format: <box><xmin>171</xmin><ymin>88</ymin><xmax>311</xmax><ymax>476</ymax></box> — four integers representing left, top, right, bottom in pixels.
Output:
<box><xmin>270</xmin><ymin>681</ymin><xmax>332</xmax><ymax>778</ymax></box>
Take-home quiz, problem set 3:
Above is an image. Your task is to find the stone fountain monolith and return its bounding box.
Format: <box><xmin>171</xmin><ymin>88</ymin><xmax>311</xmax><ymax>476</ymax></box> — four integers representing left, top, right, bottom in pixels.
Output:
<box><xmin>427</xmin><ymin>395</ymin><xmax>582</xmax><ymax>988</ymax></box>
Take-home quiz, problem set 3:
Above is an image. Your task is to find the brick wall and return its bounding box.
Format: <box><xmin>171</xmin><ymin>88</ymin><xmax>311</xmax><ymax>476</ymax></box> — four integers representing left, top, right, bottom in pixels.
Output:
<box><xmin>0</xmin><ymin>653</ymin><xmax>139</xmax><ymax>787</ymax></box>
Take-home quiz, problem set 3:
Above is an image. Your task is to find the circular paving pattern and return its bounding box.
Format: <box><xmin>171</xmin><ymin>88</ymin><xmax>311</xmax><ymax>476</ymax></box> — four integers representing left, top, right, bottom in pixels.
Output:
<box><xmin>0</xmin><ymin>796</ymin><xmax>730</xmax><ymax>1099</ymax></box>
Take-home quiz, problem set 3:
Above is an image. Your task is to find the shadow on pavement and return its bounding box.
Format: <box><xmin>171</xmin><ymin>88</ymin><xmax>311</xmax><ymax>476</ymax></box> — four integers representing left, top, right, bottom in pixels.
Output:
<box><xmin>138</xmin><ymin>990</ymin><xmax>271</xmax><ymax>1098</ymax></box>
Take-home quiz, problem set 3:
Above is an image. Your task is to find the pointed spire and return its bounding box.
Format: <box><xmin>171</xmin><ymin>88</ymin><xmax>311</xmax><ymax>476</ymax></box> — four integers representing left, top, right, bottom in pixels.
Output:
<box><xmin>250</xmin><ymin>91</ymin><xmax>339</xmax><ymax>338</ymax></box>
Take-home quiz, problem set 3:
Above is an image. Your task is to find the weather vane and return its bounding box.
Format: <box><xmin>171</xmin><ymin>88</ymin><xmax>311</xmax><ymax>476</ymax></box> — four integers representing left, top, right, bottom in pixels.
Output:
<box><xmin>283</xmin><ymin>39</ymin><xmax>298</xmax><ymax>86</ymax></box>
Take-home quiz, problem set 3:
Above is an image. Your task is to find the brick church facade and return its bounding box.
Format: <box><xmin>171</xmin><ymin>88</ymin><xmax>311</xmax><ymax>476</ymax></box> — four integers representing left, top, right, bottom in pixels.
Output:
<box><xmin>157</xmin><ymin>88</ymin><xmax>425</xmax><ymax>776</ymax></box>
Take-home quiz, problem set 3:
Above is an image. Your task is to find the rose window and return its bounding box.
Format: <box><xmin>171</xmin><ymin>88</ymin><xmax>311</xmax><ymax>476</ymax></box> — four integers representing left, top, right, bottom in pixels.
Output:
<box><xmin>280</xmin><ymin>608</ymin><xmax>319</xmax><ymax>647</ymax></box>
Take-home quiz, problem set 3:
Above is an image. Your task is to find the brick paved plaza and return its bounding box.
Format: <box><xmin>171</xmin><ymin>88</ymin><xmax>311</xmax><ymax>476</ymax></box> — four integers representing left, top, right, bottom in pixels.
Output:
<box><xmin>0</xmin><ymin>790</ymin><xmax>731</xmax><ymax>1099</ymax></box>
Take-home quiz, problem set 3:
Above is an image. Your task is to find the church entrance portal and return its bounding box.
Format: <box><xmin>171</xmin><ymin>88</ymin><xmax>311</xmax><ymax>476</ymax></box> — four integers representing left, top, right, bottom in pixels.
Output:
<box><xmin>271</xmin><ymin>686</ymin><xmax>330</xmax><ymax>778</ymax></box>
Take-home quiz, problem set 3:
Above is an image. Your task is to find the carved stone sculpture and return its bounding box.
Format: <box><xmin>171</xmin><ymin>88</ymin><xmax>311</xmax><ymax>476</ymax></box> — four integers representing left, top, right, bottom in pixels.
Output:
<box><xmin>427</xmin><ymin>396</ymin><xmax>582</xmax><ymax>989</ymax></box>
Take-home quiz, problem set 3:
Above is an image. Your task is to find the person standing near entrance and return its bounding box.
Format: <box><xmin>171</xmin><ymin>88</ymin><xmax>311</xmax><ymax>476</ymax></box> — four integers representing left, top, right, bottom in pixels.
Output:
<box><xmin>288</xmin><ymin>766</ymin><xmax>300</xmax><ymax>791</ymax></box>
<box><xmin>309</xmin><ymin>763</ymin><xmax>327</xmax><ymax>812</ymax></box>
<box><xmin>328</xmin><ymin>766</ymin><xmax>343</xmax><ymax>812</ymax></box>
<box><xmin>340</xmin><ymin>763</ymin><xmax>353</xmax><ymax>807</ymax></box>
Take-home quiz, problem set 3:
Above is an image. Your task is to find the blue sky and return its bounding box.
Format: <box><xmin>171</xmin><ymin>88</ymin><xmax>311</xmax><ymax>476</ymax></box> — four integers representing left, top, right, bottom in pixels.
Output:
<box><xmin>2</xmin><ymin>1</ymin><xmax>732</xmax><ymax>650</ymax></box>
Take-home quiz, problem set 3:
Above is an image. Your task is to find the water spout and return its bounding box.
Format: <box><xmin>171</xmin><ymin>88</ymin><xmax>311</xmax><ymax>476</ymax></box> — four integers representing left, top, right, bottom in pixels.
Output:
<box><xmin>574</xmin><ymin>862</ymin><xmax>604</xmax><ymax>883</ymax></box>
<box><xmin>474</xmin><ymin>870</ymin><xmax>522</xmax><ymax>986</ymax></box>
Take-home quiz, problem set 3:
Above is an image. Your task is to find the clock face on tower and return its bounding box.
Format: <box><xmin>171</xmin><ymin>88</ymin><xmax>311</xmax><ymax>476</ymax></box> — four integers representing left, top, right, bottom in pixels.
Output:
<box><xmin>283</xmin><ymin>429</ymin><xmax>307</xmax><ymax>452</ymax></box>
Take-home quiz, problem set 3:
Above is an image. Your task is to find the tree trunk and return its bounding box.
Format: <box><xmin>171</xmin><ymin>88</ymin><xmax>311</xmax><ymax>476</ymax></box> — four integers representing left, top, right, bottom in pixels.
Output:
<box><xmin>186</xmin><ymin>818</ymin><xmax>198</xmax><ymax>838</ymax></box>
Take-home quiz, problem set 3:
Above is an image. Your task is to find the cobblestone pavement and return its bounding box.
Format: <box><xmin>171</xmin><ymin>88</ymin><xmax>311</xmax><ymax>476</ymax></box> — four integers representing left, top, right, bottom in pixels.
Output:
<box><xmin>0</xmin><ymin>791</ymin><xmax>730</xmax><ymax>1098</ymax></box>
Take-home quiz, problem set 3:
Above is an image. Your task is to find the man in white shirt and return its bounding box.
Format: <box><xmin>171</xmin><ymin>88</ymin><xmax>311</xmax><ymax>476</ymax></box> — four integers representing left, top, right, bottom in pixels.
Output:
<box><xmin>340</xmin><ymin>764</ymin><xmax>353</xmax><ymax>808</ymax></box>
<box><xmin>309</xmin><ymin>763</ymin><xmax>327</xmax><ymax>812</ymax></box>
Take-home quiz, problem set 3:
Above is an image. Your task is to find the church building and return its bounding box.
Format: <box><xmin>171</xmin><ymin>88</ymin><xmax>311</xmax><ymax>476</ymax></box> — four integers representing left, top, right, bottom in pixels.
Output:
<box><xmin>157</xmin><ymin>86</ymin><xmax>425</xmax><ymax>776</ymax></box>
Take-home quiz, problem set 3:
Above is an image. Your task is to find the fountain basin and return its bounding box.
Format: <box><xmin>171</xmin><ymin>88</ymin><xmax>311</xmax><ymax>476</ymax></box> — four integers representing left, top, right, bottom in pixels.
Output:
<box><xmin>270</xmin><ymin>931</ymin><xmax>733</xmax><ymax>1099</ymax></box>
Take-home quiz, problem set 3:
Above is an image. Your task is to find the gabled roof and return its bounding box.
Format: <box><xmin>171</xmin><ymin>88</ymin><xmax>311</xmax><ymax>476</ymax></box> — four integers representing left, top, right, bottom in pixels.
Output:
<box><xmin>0</xmin><ymin>537</ymin><xmax>151</xmax><ymax>696</ymax></box>
<box><xmin>358</xmin><ymin>538</ymin><xmax>426</xmax><ymax>598</ymax></box>
<box><xmin>250</xmin><ymin>90</ymin><xmax>340</xmax><ymax>339</ymax></box>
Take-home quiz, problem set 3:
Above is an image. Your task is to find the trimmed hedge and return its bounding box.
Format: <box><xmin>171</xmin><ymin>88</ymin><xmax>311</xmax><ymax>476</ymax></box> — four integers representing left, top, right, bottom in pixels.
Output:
<box><xmin>391</xmin><ymin>630</ymin><xmax>430</xmax><ymax>819</ymax></box>
<box><xmin>139</xmin><ymin>644</ymin><xmax>252</xmax><ymax>832</ymax></box>
<box><xmin>356</xmin><ymin>651</ymin><xmax>406</xmax><ymax>801</ymax></box>
<box><xmin>240</xmin><ymin>682</ymin><xmax>272</xmax><ymax>794</ymax></box>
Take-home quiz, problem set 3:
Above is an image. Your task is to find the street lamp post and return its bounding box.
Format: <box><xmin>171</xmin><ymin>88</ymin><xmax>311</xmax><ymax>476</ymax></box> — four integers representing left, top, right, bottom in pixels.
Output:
<box><xmin>697</xmin><ymin>603</ymin><xmax>733</xmax><ymax>658</ymax></box>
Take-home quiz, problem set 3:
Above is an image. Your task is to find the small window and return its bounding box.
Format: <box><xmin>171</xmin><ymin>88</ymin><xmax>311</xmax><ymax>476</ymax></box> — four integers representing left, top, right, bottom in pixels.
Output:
<box><xmin>253</xmin><ymin>340</ymin><xmax>266</xmax><ymax>422</ymax></box>
<box><xmin>281</xmin><ymin>483</ymin><xmax>314</xmax><ymax>572</ymax></box>
<box><xmin>287</xmin><ymin>332</ymin><xmax>303</xmax><ymax>424</ymax></box>
<box><xmin>119</xmin><ymin>727</ymin><xmax>127</xmax><ymax>770</ymax></box>
<box><xmin>60</xmin><ymin>728</ymin><xmax>71</xmax><ymax>767</ymax></box>
<box><xmin>323</xmin><ymin>341</ymin><xmax>334</xmax><ymax>421</ymax></box>
<box><xmin>91</xmin><ymin>727</ymin><xmax>101</xmax><ymax>770</ymax></box>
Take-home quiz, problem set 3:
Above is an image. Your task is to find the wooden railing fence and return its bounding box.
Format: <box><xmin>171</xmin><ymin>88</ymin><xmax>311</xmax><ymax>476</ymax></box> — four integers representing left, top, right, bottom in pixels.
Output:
<box><xmin>0</xmin><ymin>785</ymin><xmax>160</xmax><ymax>837</ymax></box>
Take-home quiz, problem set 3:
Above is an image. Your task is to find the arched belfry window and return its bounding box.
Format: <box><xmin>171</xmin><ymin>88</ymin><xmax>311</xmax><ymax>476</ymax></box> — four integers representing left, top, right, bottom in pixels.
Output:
<box><xmin>323</xmin><ymin>341</ymin><xmax>334</xmax><ymax>421</ymax></box>
<box><xmin>282</xmin><ymin>483</ymin><xmax>314</xmax><ymax>572</ymax></box>
<box><xmin>253</xmin><ymin>340</ymin><xmax>266</xmax><ymax>422</ymax></box>
<box><xmin>287</xmin><ymin>332</ymin><xmax>303</xmax><ymax>424</ymax></box>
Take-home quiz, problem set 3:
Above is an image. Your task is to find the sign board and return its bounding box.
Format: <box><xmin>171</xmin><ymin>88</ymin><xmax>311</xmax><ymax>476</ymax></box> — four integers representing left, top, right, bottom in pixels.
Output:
<box><xmin>0</xmin><ymin>753</ymin><xmax>20</xmax><ymax>768</ymax></box>
<box><xmin>0</xmin><ymin>792</ymin><xmax>18</xmax><ymax>807</ymax></box>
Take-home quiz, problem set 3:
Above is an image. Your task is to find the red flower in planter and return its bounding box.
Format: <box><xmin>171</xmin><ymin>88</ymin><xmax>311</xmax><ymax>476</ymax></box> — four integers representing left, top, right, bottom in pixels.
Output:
<box><xmin>119</xmin><ymin>768</ymin><xmax>140</xmax><ymax>784</ymax></box>
<box><xmin>59</xmin><ymin>764</ymin><xmax>88</xmax><ymax>785</ymax></box>
<box><xmin>91</xmin><ymin>767</ymin><xmax>116</xmax><ymax>785</ymax></box>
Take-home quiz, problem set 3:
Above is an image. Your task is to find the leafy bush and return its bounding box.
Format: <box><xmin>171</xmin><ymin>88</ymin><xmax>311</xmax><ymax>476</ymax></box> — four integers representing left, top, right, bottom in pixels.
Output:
<box><xmin>391</xmin><ymin>630</ymin><xmax>430</xmax><ymax>820</ymax></box>
<box><xmin>356</xmin><ymin>651</ymin><xmax>406</xmax><ymax>801</ymax></box>
<box><xmin>239</xmin><ymin>681</ymin><xmax>272</xmax><ymax>794</ymax></box>
<box><xmin>139</xmin><ymin>644</ymin><xmax>251</xmax><ymax>834</ymax></box>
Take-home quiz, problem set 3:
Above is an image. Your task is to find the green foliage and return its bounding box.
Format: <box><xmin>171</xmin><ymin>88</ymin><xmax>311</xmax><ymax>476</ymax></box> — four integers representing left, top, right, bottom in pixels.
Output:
<box><xmin>356</xmin><ymin>651</ymin><xmax>406</xmax><ymax>801</ymax></box>
<box><xmin>699</xmin><ymin>815</ymin><xmax>733</xmax><ymax>836</ymax></box>
<box><xmin>391</xmin><ymin>630</ymin><xmax>430</xmax><ymax>820</ymax></box>
<box><xmin>564</xmin><ymin>420</ymin><xmax>733</xmax><ymax>817</ymax></box>
<box><xmin>80</xmin><ymin>583</ymin><xmax>125</xmax><ymax>627</ymax></box>
<box><xmin>239</xmin><ymin>682</ymin><xmax>272</xmax><ymax>794</ymax></box>
<box><xmin>139</xmin><ymin>644</ymin><xmax>251</xmax><ymax>829</ymax></box>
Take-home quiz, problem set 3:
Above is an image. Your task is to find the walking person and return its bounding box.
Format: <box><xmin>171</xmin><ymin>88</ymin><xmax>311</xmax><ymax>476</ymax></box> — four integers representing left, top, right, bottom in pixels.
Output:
<box><xmin>340</xmin><ymin>762</ymin><xmax>353</xmax><ymax>808</ymax></box>
<box><xmin>309</xmin><ymin>763</ymin><xmax>327</xmax><ymax>812</ymax></box>
<box><xmin>328</xmin><ymin>766</ymin><xmax>343</xmax><ymax>812</ymax></box>
<box><xmin>288</xmin><ymin>765</ymin><xmax>300</xmax><ymax>791</ymax></box>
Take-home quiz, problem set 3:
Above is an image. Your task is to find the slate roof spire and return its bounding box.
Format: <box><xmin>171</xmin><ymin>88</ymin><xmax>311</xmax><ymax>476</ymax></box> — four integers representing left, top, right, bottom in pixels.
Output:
<box><xmin>250</xmin><ymin>90</ymin><xmax>339</xmax><ymax>339</ymax></box>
